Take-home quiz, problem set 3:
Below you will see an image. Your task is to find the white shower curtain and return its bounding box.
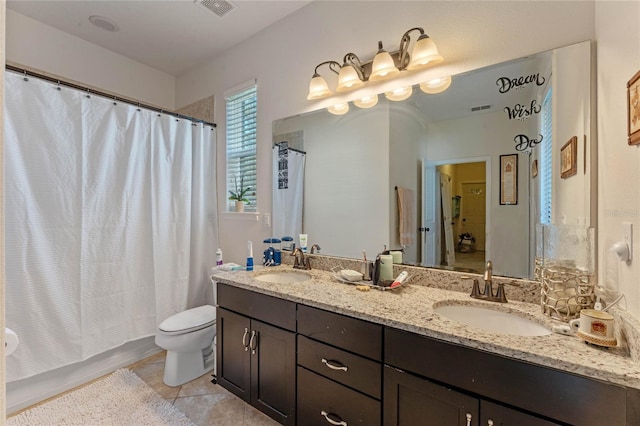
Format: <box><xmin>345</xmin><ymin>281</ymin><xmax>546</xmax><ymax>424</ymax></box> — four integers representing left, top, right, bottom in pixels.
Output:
<box><xmin>4</xmin><ymin>71</ymin><xmax>218</xmax><ymax>381</ymax></box>
<box><xmin>272</xmin><ymin>146</ymin><xmax>305</xmax><ymax>240</ymax></box>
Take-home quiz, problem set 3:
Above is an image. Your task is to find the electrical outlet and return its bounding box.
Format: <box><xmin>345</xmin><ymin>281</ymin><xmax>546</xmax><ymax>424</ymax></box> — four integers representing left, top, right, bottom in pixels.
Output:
<box><xmin>623</xmin><ymin>222</ymin><xmax>633</xmax><ymax>261</ymax></box>
<box><xmin>263</xmin><ymin>212</ymin><xmax>271</xmax><ymax>228</ymax></box>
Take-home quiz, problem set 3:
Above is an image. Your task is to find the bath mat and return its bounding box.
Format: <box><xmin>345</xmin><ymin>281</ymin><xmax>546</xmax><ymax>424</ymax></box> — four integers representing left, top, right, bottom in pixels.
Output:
<box><xmin>7</xmin><ymin>369</ymin><xmax>195</xmax><ymax>425</ymax></box>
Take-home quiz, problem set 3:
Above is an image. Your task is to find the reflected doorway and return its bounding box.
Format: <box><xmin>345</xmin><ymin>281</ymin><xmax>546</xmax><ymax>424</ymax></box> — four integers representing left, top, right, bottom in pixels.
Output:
<box><xmin>436</xmin><ymin>162</ymin><xmax>487</xmax><ymax>273</ymax></box>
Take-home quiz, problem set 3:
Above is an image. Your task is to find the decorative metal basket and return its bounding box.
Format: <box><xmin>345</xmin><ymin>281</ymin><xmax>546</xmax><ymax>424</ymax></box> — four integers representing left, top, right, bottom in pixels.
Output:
<box><xmin>537</xmin><ymin>258</ymin><xmax>596</xmax><ymax>321</ymax></box>
<box><xmin>536</xmin><ymin>225</ymin><xmax>596</xmax><ymax>322</ymax></box>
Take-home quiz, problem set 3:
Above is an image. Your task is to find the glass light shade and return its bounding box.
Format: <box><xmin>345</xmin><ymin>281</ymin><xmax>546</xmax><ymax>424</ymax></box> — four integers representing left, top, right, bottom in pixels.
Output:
<box><xmin>307</xmin><ymin>75</ymin><xmax>333</xmax><ymax>100</ymax></box>
<box><xmin>407</xmin><ymin>35</ymin><xmax>444</xmax><ymax>71</ymax></box>
<box><xmin>353</xmin><ymin>94</ymin><xmax>379</xmax><ymax>109</ymax></box>
<box><xmin>369</xmin><ymin>50</ymin><xmax>400</xmax><ymax>81</ymax></box>
<box><xmin>419</xmin><ymin>76</ymin><xmax>452</xmax><ymax>94</ymax></box>
<box><xmin>327</xmin><ymin>102</ymin><xmax>350</xmax><ymax>115</ymax></box>
<box><xmin>336</xmin><ymin>65</ymin><xmax>364</xmax><ymax>92</ymax></box>
<box><xmin>385</xmin><ymin>86</ymin><xmax>413</xmax><ymax>102</ymax></box>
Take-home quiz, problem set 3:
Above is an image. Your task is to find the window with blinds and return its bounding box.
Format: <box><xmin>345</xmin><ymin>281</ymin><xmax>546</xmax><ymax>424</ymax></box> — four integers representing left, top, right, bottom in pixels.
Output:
<box><xmin>226</xmin><ymin>83</ymin><xmax>257</xmax><ymax>211</ymax></box>
<box><xmin>540</xmin><ymin>88</ymin><xmax>553</xmax><ymax>224</ymax></box>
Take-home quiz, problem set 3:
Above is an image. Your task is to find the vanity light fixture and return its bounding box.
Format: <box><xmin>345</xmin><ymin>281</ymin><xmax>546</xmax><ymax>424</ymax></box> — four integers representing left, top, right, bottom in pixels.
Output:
<box><xmin>306</xmin><ymin>26</ymin><xmax>444</xmax><ymax>101</ymax></box>
<box><xmin>327</xmin><ymin>102</ymin><xmax>350</xmax><ymax>115</ymax></box>
<box><xmin>307</xmin><ymin>61</ymin><xmax>341</xmax><ymax>100</ymax></box>
<box><xmin>353</xmin><ymin>94</ymin><xmax>379</xmax><ymax>109</ymax></box>
<box><xmin>419</xmin><ymin>75</ymin><xmax>452</xmax><ymax>94</ymax></box>
<box><xmin>370</xmin><ymin>41</ymin><xmax>401</xmax><ymax>81</ymax></box>
<box><xmin>337</xmin><ymin>53</ymin><xmax>365</xmax><ymax>92</ymax></box>
<box><xmin>385</xmin><ymin>86</ymin><xmax>413</xmax><ymax>102</ymax></box>
<box><xmin>401</xmin><ymin>27</ymin><xmax>444</xmax><ymax>70</ymax></box>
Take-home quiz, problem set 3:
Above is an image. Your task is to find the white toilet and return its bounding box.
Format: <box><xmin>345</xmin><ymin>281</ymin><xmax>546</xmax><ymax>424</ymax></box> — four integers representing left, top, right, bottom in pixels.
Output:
<box><xmin>155</xmin><ymin>304</ymin><xmax>217</xmax><ymax>387</ymax></box>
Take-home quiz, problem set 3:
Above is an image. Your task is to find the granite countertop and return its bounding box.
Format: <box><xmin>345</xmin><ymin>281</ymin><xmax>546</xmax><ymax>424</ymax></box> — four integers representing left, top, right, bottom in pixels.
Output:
<box><xmin>211</xmin><ymin>265</ymin><xmax>640</xmax><ymax>390</ymax></box>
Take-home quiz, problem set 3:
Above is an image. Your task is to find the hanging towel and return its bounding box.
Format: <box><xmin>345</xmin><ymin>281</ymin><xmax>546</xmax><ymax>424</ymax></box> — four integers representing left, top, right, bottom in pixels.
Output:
<box><xmin>397</xmin><ymin>186</ymin><xmax>415</xmax><ymax>246</ymax></box>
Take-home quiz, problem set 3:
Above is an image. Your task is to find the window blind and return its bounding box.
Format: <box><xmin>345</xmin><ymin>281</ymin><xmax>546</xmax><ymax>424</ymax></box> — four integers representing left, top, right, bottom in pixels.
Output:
<box><xmin>540</xmin><ymin>88</ymin><xmax>553</xmax><ymax>224</ymax></box>
<box><xmin>226</xmin><ymin>84</ymin><xmax>257</xmax><ymax>211</ymax></box>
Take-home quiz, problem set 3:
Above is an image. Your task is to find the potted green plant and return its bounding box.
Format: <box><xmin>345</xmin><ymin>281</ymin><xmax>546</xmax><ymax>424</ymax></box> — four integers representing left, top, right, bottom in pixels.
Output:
<box><xmin>228</xmin><ymin>174</ymin><xmax>252</xmax><ymax>212</ymax></box>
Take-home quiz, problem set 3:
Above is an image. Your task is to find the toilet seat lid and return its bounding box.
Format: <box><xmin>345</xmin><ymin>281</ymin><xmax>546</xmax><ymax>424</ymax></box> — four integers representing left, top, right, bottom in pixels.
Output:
<box><xmin>159</xmin><ymin>305</ymin><xmax>216</xmax><ymax>333</ymax></box>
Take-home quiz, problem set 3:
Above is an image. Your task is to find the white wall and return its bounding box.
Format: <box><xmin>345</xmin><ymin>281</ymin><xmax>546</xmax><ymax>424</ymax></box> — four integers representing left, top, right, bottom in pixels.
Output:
<box><xmin>596</xmin><ymin>2</ymin><xmax>640</xmax><ymax>316</ymax></box>
<box><xmin>6</xmin><ymin>10</ymin><xmax>175</xmax><ymax>110</ymax></box>
<box><xmin>176</xmin><ymin>0</ymin><xmax>596</xmax><ymax>270</ymax></box>
<box><xmin>274</xmin><ymin>106</ymin><xmax>390</xmax><ymax>259</ymax></box>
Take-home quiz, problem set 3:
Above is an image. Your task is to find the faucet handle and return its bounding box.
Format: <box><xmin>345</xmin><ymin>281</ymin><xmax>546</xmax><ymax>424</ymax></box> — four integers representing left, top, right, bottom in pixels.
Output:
<box><xmin>494</xmin><ymin>283</ymin><xmax>508</xmax><ymax>303</ymax></box>
<box><xmin>469</xmin><ymin>279</ymin><xmax>483</xmax><ymax>298</ymax></box>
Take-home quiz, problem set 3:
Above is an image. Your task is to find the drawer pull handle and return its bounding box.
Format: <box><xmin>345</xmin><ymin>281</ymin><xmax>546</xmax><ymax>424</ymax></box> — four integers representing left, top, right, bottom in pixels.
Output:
<box><xmin>320</xmin><ymin>410</ymin><xmax>347</xmax><ymax>426</ymax></box>
<box><xmin>487</xmin><ymin>420</ymin><xmax>494</xmax><ymax>426</ymax></box>
<box><xmin>249</xmin><ymin>330</ymin><xmax>258</xmax><ymax>354</ymax></box>
<box><xmin>242</xmin><ymin>328</ymin><xmax>249</xmax><ymax>351</ymax></box>
<box><xmin>321</xmin><ymin>358</ymin><xmax>348</xmax><ymax>372</ymax></box>
<box><xmin>466</xmin><ymin>413</ymin><xmax>472</xmax><ymax>426</ymax></box>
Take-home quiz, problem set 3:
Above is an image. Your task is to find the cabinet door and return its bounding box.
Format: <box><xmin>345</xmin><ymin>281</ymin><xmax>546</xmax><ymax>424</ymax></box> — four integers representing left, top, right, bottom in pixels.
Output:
<box><xmin>481</xmin><ymin>401</ymin><xmax>561</xmax><ymax>426</ymax></box>
<box><xmin>250</xmin><ymin>319</ymin><xmax>296</xmax><ymax>425</ymax></box>
<box><xmin>217</xmin><ymin>308</ymin><xmax>251</xmax><ymax>401</ymax></box>
<box><xmin>384</xmin><ymin>366</ymin><xmax>479</xmax><ymax>426</ymax></box>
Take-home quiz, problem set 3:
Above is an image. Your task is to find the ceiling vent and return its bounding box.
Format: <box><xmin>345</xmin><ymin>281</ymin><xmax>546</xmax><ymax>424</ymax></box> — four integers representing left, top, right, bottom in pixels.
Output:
<box><xmin>471</xmin><ymin>104</ymin><xmax>492</xmax><ymax>112</ymax></box>
<box><xmin>198</xmin><ymin>0</ymin><xmax>236</xmax><ymax>18</ymax></box>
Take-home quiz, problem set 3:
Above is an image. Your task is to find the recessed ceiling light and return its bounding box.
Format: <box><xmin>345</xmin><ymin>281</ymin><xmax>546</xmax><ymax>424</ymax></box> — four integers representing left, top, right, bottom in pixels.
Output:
<box><xmin>88</xmin><ymin>15</ymin><xmax>119</xmax><ymax>32</ymax></box>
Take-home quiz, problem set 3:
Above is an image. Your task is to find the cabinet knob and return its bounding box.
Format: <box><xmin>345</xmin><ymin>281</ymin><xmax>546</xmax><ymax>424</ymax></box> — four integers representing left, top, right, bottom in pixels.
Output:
<box><xmin>321</xmin><ymin>358</ymin><xmax>348</xmax><ymax>372</ymax></box>
<box><xmin>466</xmin><ymin>413</ymin><xmax>472</xmax><ymax>426</ymax></box>
<box><xmin>242</xmin><ymin>328</ymin><xmax>249</xmax><ymax>351</ymax></box>
<box><xmin>487</xmin><ymin>420</ymin><xmax>494</xmax><ymax>426</ymax></box>
<box><xmin>320</xmin><ymin>410</ymin><xmax>347</xmax><ymax>426</ymax></box>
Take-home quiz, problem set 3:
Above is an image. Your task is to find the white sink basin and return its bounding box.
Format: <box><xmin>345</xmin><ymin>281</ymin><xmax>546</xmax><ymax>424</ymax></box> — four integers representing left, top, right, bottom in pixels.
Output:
<box><xmin>254</xmin><ymin>270</ymin><xmax>311</xmax><ymax>284</ymax></box>
<box><xmin>434</xmin><ymin>304</ymin><xmax>551</xmax><ymax>337</ymax></box>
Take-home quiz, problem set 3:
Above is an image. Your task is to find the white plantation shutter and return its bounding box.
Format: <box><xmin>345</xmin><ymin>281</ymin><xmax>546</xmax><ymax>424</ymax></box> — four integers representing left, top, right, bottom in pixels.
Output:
<box><xmin>540</xmin><ymin>88</ymin><xmax>552</xmax><ymax>224</ymax></box>
<box><xmin>226</xmin><ymin>82</ymin><xmax>257</xmax><ymax>210</ymax></box>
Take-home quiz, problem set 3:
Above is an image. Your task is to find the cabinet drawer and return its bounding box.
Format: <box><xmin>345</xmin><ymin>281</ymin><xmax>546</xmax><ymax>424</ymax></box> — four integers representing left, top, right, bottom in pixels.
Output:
<box><xmin>298</xmin><ymin>335</ymin><xmax>381</xmax><ymax>399</ymax></box>
<box><xmin>217</xmin><ymin>283</ymin><xmax>296</xmax><ymax>331</ymax></box>
<box><xmin>298</xmin><ymin>304</ymin><xmax>382</xmax><ymax>361</ymax></box>
<box><xmin>297</xmin><ymin>366</ymin><xmax>381</xmax><ymax>426</ymax></box>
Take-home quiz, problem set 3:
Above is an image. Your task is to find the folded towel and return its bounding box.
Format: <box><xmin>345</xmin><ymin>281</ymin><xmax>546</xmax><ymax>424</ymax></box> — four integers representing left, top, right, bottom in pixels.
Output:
<box><xmin>397</xmin><ymin>186</ymin><xmax>415</xmax><ymax>246</ymax></box>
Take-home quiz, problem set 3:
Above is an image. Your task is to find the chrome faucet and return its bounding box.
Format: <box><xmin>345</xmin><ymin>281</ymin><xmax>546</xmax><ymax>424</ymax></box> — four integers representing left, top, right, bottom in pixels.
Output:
<box><xmin>470</xmin><ymin>260</ymin><xmax>507</xmax><ymax>303</ymax></box>
<box><xmin>310</xmin><ymin>244</ymin><xmax>321</xmax><ymax>254</ymax></box>
<box><xmin>291</xmin><ymin>247</ymin><xmax>311</xmax><ymax>270</ymax></box>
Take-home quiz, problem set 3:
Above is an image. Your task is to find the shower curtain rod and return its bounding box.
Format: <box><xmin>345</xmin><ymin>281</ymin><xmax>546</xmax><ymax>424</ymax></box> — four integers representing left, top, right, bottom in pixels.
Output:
<box><xmin>274</xmin><ymin>142</ymin><xmax>306</xmax><ymax>155</ymax></box>
<box><xmin>5</xmin><ymin>64</ymin><xmax>216</xmax><ymax>128</ymax></box>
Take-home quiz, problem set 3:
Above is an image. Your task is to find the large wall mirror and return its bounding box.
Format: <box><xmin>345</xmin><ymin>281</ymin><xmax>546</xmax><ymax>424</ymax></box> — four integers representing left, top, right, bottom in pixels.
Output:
<box><xmin>272</xmin><ymin>40</ymin><xmax>594</xmax><ymax>280</ymax></box>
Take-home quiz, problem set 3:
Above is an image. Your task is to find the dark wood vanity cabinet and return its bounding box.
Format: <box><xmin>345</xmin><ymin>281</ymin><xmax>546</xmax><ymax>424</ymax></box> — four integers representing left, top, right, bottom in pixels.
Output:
<box><xmin>217</xmin><ymin>284</ymin><xmax>296</xmax><ymax>425</ymax></box>
<box><xmin>215</xmin><ymin>283</ymin><xmax>637</xmax><ymax>426</ymax></box>
<box><xmin>385</xmin><ymin>327</ymin><xmax>629</xmax><ymax>426</ymax></box>
<box><xmin>296</xmin><ymin>305</ymin><xmax>383</xmax><ymax>426</ymax></box>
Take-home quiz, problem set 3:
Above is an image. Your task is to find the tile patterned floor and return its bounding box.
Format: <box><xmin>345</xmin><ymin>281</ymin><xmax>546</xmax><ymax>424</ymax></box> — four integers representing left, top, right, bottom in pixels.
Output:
<box><xmin>129</xmin><ymin>352</ymin><xmax>280</xmax><ymax>426</ymax></box>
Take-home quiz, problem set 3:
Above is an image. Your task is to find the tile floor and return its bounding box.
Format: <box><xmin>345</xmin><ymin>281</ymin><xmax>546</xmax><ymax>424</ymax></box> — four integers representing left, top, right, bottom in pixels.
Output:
<box><xmin>129</xmin><ymin>351</ymin><xmax>280</xmax><ymax>426</ymax></box>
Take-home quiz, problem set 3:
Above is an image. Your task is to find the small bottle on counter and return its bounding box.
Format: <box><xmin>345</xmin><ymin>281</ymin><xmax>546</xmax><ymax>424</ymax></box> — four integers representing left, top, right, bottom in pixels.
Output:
<box><xmin>246</xmin><ymin>241</ymin><xmax>254</xmax><ymax>271</ymax></box>
<box><xmin>216</xmin><ymin>248</ymin><xmax>223</xmax><ymax>266</ymax></box>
